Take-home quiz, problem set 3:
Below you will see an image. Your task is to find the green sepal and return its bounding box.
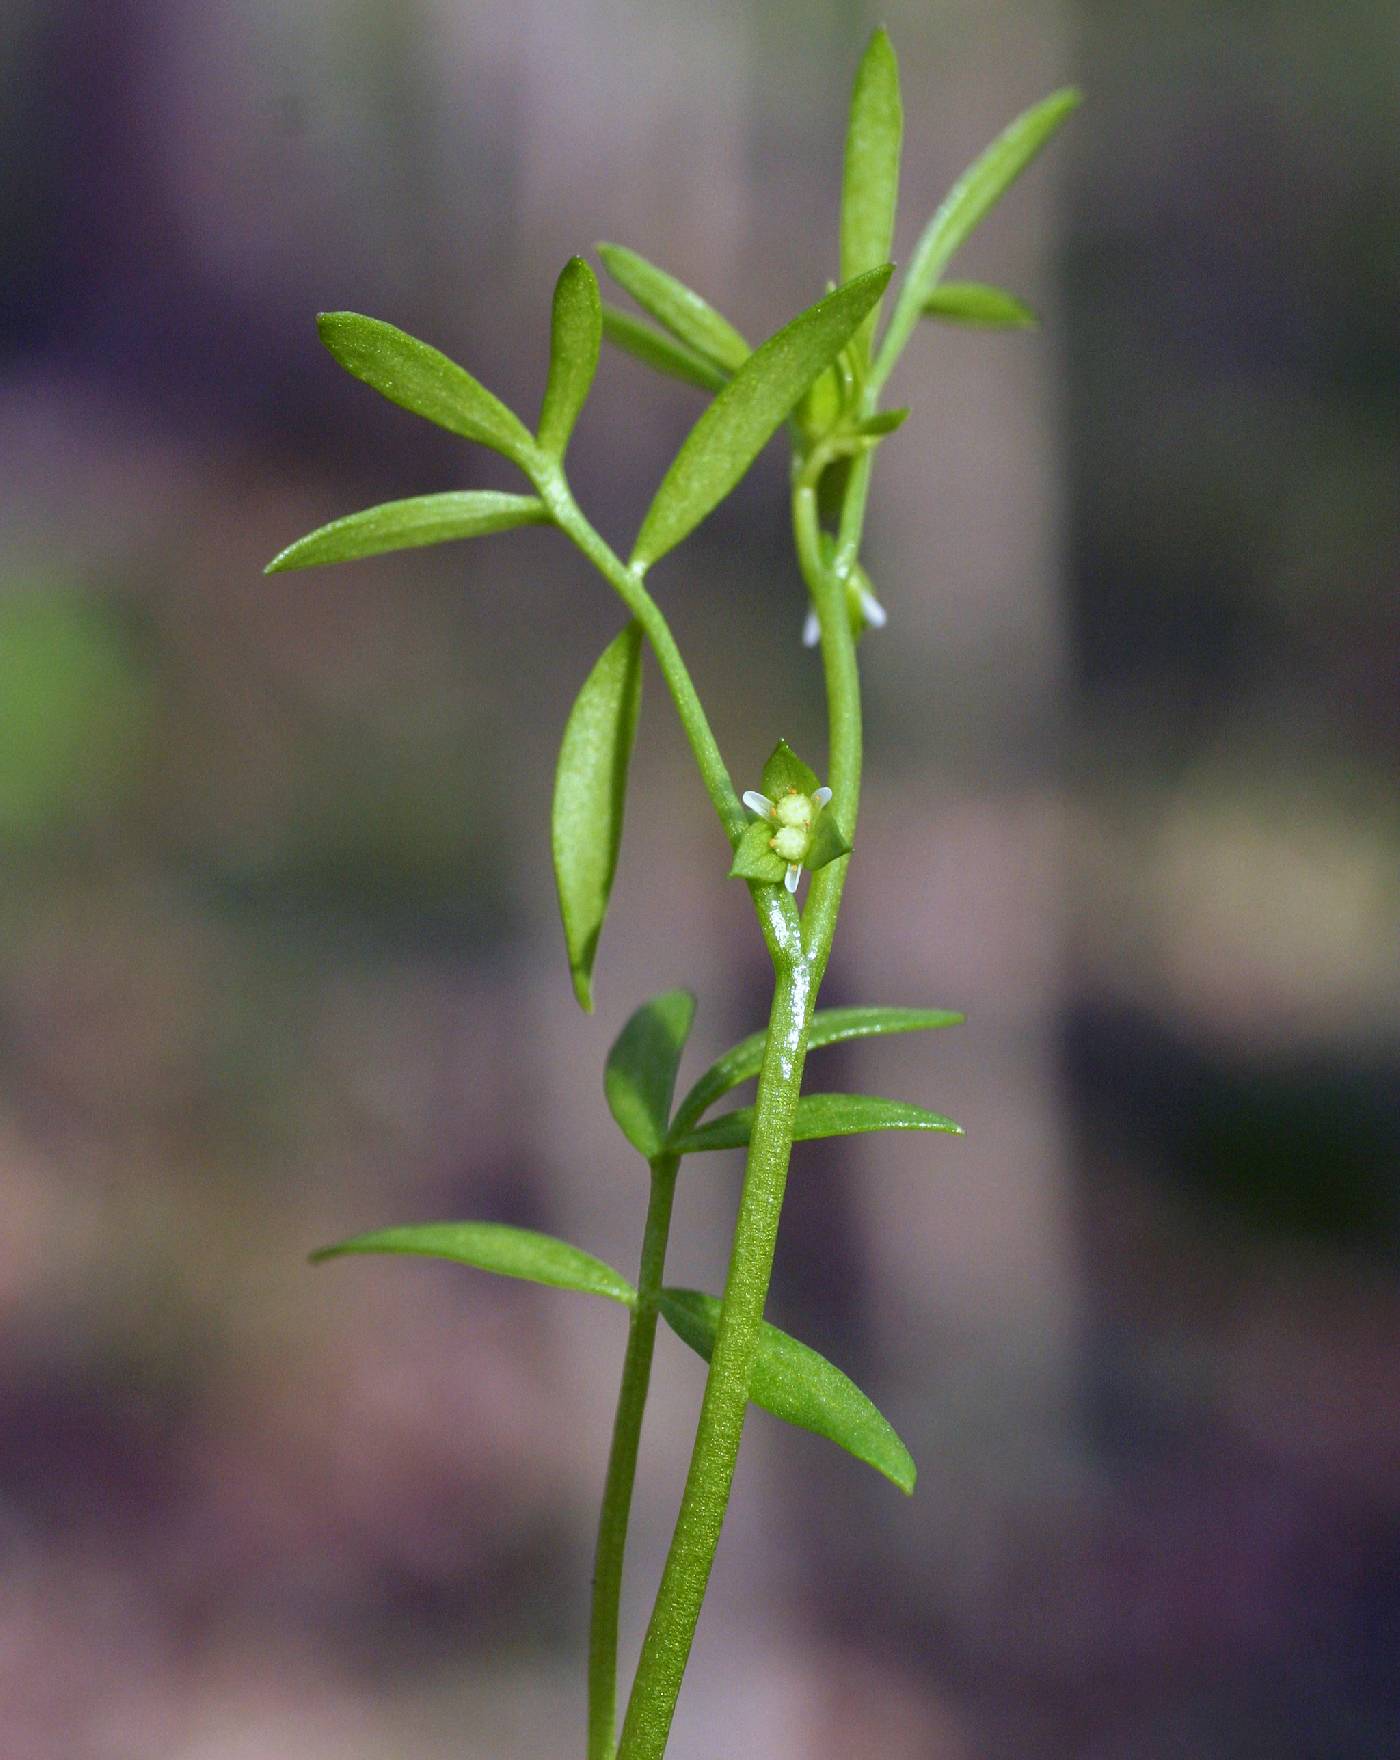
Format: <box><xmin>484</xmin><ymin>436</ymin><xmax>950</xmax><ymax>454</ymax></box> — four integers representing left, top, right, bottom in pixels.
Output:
<box><xmin>630</xmin><ymin>266</ymin><xmax>893</xmax><ymax>572</ymax></box>
<box><xmin>822</xmin><ymin>411</ymin><xmax>908</xmax><ymax>464</ymax></box>
<box><xmin>264</xmin><ymin>491</ymin><xmax>550</xmax><ymax>573</ymax></box>
<box><xmin>596</xmin><ymin>243</ymin><xmax>750</xmax><ymax>374</ymax></box>
<box><xmin>922</xmin><ymin>282</ymin><xmax>1038</xmax><ymax>329</ymax></box>
<box><xmin>854</xmin><ymin>408</ymin><xmax>909</xmax><ymax>437</ymax></box>
<box><xmin>316</xmin><ymin>312</ymin><xmax>535</xmax><ymax>467</ymax></box>
<box><xmin>538</xmin><ymin>257</ymin><xmax>602</xmax><ymax>457</ymax></box>
<box><xmin>669</xmin><ymin>1091</ymin><xmax>963</xmax><ymax>1156</ymax></box>
<box><xmin>604</xmin><ymin>989</ymin><xmax>697</xmax><ymax>1159</ymax></box>
<box><xmin>670</xmin><ymin>1005</ymin><xmax>965</xmax><ymax>1133</ymax></box>
<box><xmin>311</xmin><ymin>1221</ymin><xmax>636</xmax><ymax>1307</ymax></box>
<box><xmin>728</xmin><ymin>818</ymin><xmax>787</xmax><ymax>884</ymax></box>
<box><xmin>805</xmin><ymin>808</ymin><xmax>852</xmax><ymax>871</ymax></box>
<box><xmin>760</xmin><ymin>739</ymin><xmax>820</xmax><ymax>800</ymax></box>
<box><xmin>600</xmin><ymin>306</ymin><xmax>728</xmax><ymax>394</ymax></box>
<box><xmin>551</xmin><ymin>621</ymin><xmax>643</xmax><ymax>1012</ymax></box>
<box><xmin>816</xmin><ymin>453</ymin><xmax>855</xmax><ymax>529</ymax></box>
<box><xmin>658</xmin><ymin>1288</ymin><xmax>916</xmax><ymax>1493</ymax></box>
<box><xmin>840</xmin><ymin>27</ymin><xmax>903</xmax><ymax>367</ymax></box>
<box><xmin>794</xmin><ymin>363</ymin><xmax>844</xmax><ymax>443</ymax></box>
<box><xmin>872</xmin><ymin>87</ymin><xmax>1081</xmax><ymax>387</ymax></box>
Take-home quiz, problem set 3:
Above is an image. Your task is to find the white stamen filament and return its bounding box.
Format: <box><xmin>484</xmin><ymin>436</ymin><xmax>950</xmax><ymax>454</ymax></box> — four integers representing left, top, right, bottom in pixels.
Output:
<box><xmin>859</xmin><ymin>588</ymin><xmax>887</xmax><ymax>628</ymax></box>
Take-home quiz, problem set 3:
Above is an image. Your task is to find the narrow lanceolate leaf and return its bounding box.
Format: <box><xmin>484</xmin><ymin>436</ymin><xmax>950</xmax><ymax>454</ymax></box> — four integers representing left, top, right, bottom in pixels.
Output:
<box><xmin>605</xmin><ymin>989</ymin><xmax>697</xmax><ymax>1159</ymax></box>
<box><xmin>659</xmin><ymin>1289</ymin><xmax>916</xmax><ymax>1493</ymax></box>
<box><xmin>922</xmin><ymin>282</ymin><xmax>1038</xmax><ymax>329</ymax></box>
<box><xmin>630</xmin><ymin>266</ymin><xmax>894</xmax><ymax>572</ymax></box>
<box><xmin>670</xmin><ymin>1091</ymin><xmax>962</xmax><ymax>1155</ymax></box>
<box><xmin>872</xmin><ymin>87</ymin><xmax>1081</xmax><ymax>388</ymax></box>
<box><xmin>671</xmin><ymin>1006</ymin><xmax>965</xmax><ymax>1133</ymax></box>
<box><xmin>311</xmin><ymin>1221</ymin><xmax>636</xmax><ymax>1307</ymax></box>
<box><xmin>538</xmin><ymin>257</ymin><xmax>602</xmax><ymax>457</ymax></box>
<box><xmin>552</xmin><ymin>621</ymin><xmax>643</xmax><ymax>1012</ymax></box>
<box><xmin>597</xmin><ymin>243</ymin><xmax>750</xmax><ymax>374</ymax></box>
<box><xmin>264</xmin><ymin>491</ymin><xmax>550</xmax><ymax>573</ymax></box>
<box><xmin>840</xmin><ymin>27</ymin><xmax>903</xmax><ymax>365</ymax></box>
<box><xmin>317</xmin><ymin>312</ymin><xmax>536</xmax><ymax>466</ymax></box>
<box><xmin>601</xmin><ymin>306</ymin><xmax>728</xmax><ymax>394</ymax></box>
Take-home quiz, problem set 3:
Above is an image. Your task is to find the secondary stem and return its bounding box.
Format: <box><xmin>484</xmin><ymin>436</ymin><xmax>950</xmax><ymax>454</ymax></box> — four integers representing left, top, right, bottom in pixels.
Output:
<box><xmin>589</xmin><ymin>1154</ymin><xmax>681</xmax><ymax>1760</ymax></box>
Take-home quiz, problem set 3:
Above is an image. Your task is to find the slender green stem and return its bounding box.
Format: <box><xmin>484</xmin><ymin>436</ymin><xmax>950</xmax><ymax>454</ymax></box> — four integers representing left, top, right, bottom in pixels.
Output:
<box><xmin>589</xmin><ymin>1154</ymin><xmax>681</xmax><ymax>1760</ymax></box>
<box><xmin>616</xmin><ymin>951</ymin><xmax>814</xmax><ymax>1760</ymax></box>
<box><xmin>614</xmin><ymin>458</ymin><xmax>868</xmax><ymax>1760</ymax></box>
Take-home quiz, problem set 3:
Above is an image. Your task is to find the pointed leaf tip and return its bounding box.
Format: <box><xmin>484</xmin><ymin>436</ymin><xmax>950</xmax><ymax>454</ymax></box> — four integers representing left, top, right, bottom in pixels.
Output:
<box><xmin>600</xmin><ymin>305</ymin><xmax>729</xmax><ymax>394</ymax></box>
<box><xmin>922</xmin><ymin>282</ymin><xmax>1039</xmax><ymax>330</ymax></box>
<box><xmin>669</xmin><ymin>1005</ymin><xmax>965</xmax><ymax>1135</ymax></box>
<box><xmin>841</xmin><ymin>24</ymin><xmax>903</xmax><ymax>363</ymax></box>
<box><xmin>660</xmin><ymin>1288</ymin><xmax>916</xmax><ymax>1492</ymax></box>
<box><xmin>596</xmin><ymin>243</ymin><xmax>749</xmax><ymax>374</ymax></box>
<box><xmin>873</xmin><ymin>84</ymin><xmax>1081</xmax><ymax>388</ymax></box>
<box><xmin>538</xmin><ymin>257</ymin><xmax>602</xmax><ymax>458</ymax></box>
<box><xmin>311</xmin><ymin>1220</ymin><xmax>636</xmax><ymax>1306</ymax></box>
<box><xmin>670</xmin><ymin>1090</ymin><xmax>963</xmax><ymax>1155</ymax></box>
<box><xmin>760</xmin><ymin>739</ymin><xmax>820</xmax><ymax>799</ymax></box>
<box><xmin>264</xmin><ymin>491</ymin><xmax>550</xmax><ymax>573</ymax></box>
<box><xmin>630</xmin><ymin>266</ymin><xmax>893</xmax><ymax>571</ymax></box>
<box><xmin>316</xmin><ymin>311</ymin><xmax>535</xmax><ymax>466</ymax></box>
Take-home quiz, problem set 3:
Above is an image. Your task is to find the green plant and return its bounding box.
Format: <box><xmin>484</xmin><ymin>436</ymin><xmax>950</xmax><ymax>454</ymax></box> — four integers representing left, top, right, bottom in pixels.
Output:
<box><xmin>268</xmin><ymin>32</ymin><xmax>1077</xmax><ymax>1760</ymax></box>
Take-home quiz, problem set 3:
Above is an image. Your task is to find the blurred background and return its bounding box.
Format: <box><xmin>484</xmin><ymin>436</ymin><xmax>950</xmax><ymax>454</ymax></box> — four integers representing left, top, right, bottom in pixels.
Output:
<box><xmin>2</xmin><ymin>1</ymin><xmax>1397</xmax><ymax>1755</ymax></box>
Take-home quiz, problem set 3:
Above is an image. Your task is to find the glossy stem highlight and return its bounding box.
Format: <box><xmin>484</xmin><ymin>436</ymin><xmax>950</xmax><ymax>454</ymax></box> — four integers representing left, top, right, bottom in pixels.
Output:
<box><xmin>615</xmin><ymin>954</ymin><xmax>813</xmax><ymax>1760</ymax></box>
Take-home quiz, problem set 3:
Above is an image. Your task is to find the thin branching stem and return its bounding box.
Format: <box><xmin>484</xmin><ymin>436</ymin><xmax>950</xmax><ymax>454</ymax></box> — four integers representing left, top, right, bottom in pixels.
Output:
<box><xmin>538</xmin><ymin>466</ymin><xmax>802</xmax><ymax>970</ymax></box>
<box><xmin>613</xmin><ymin>452</ymin><xmax>867</xmax><ymax>1760</ymax></box>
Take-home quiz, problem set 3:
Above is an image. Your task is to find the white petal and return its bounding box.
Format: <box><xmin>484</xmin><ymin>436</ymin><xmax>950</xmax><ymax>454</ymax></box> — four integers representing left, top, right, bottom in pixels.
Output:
<box><xmin>859</xmin><ymin>588</ymin><xmax>888</xmax><ymax>629</ymax></box>
<box><xmin>784</xmin><ymin>863</ymin><xmax>802</xmax><ymax>893</ymax></box>
<box><xmin>811</xmin><ymin>787</ymin><xmax>832</xmax><ymax>810</ymax></box>
<box><xmin>801</xmin><ymin>609</ymin><xmax>821</xmax><ymax>648</ymax></box>
<box><xmin>742</xmin><ymin>791</ymin><xmax>775</xmax><ymax>818</ymax></box>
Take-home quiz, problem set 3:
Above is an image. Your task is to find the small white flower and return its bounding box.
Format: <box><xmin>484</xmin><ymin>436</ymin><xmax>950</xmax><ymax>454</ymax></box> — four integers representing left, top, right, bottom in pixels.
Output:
<box><xmin>860</xmin><ymin>587</ymin><xmax>888</xmax><ymax>628</ymax></box>
<box><xmin>742</xmin><ymin>785</ymin><xmax>834</xmax><ymax>891</ymax></box>
<box><xmin>800</xmin><ymin>580</ymin><xmax>887</xmax><ymax>647</ymax></box>
<box><xmin>731</xmin><ymin>741</ymin><xmax>851</xmax><ymax>892</ymax></box>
